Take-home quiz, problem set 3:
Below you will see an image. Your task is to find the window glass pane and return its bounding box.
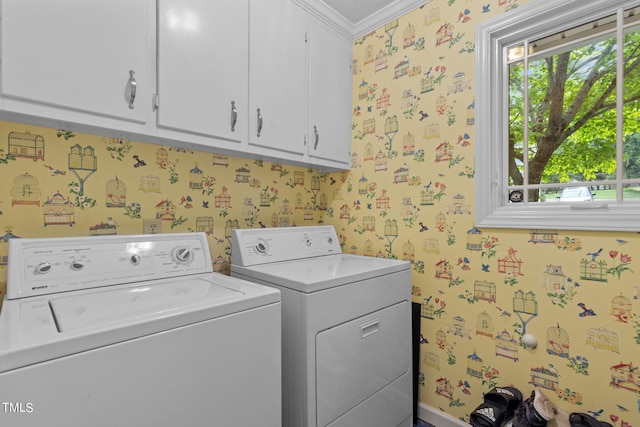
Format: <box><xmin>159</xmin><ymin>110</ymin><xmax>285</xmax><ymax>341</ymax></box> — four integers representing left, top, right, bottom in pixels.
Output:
<box><xmin>508</xmin><ymin>61</ymin><xmax>524</xmax><ymax>187</ymax></box>
<box><xmin>623</xmin><ymin>24</ymin><xmax>640</xmax><ymax>183</ymax></box>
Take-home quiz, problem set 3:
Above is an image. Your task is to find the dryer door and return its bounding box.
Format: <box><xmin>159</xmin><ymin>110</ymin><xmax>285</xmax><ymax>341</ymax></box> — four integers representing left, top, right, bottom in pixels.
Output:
<box><xmin>315</xmin><ymin>301</ymin><xmax>410</xmax><ymax>426</ymax></box>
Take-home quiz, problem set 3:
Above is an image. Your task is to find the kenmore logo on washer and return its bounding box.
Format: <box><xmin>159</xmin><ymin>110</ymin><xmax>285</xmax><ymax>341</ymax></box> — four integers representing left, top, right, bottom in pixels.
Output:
<box><xmin>31</xmin><ymin>285</ymin><xmax>47</xmax><ymax>290</ymax></box>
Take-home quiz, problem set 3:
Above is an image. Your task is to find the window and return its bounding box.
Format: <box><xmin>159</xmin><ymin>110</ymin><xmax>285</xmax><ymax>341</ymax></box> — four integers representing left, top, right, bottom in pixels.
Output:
<box><xmin>476</xmin><ymin>0</ymin><xmax>640</xmax><ymax>231</ymax></box>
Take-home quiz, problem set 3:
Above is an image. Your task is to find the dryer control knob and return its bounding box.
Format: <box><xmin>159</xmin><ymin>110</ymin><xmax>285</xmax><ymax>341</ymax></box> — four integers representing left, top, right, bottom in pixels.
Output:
<box><xmin>254</xmin><ymin>239</ymin><xmax>269</xmax><ymax>255</ymax></box>
<box><xmin>130</xmin><ymin>254</ymin><xmax>142</xmax><ymax>265</ymax></box>
<box><xmin>173</xmin><ymin>247</ymin><xmax>193</xmax><ymax>263</ymax></box>
<box><xmin>70</xmin><ymin>260</ymin><xmax>85</xmax><ymax>271</ymax></box>
<box><xmin>35</xmin><ymin>262</ymin><xmax>53</xmax><ymax>274</ymax></box>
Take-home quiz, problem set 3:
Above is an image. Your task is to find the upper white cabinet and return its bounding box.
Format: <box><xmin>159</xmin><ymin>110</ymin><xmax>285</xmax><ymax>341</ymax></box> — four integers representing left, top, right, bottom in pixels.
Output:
<box><xmin>1</xmin><ymin>0</ymin><xmax>154</xmax><ymax>133</ymax></box>
<box><xmin>156</xmin><ymin>0</ymin><xmax>248</xmax><ymax>146</ymax></box>
<box><xmin>307</xmin><ymin>17</ymin><xmax>352</xmax><ymax>169</ymax></box>
<box><xmin>248</xmin><ymin>0</ymin><xmax>307</xmax><ymax>159</ymax></box>
<box><xmin>0</xmin><ymin>0</ymin><xmax>352</xmax><ymax>171</ymax></box>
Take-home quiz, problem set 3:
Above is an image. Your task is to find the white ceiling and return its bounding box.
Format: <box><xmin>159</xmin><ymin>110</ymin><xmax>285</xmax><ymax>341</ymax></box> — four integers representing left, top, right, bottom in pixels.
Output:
<box><xmin>293</xmin><ymin>0</ymin><xmax>430</xmax><ymax>39</ymax></box>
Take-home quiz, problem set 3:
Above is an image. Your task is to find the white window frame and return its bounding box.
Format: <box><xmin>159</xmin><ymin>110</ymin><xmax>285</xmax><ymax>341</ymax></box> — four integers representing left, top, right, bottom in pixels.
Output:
<box><xmin>475</xmin><ymin>0</ymin><xmax>640</xmax><ymax>232</ymax></box>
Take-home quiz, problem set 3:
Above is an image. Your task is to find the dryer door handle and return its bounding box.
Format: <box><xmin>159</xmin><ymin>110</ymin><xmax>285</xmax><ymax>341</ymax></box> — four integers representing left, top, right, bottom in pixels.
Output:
<box><xmin>360</xmin><ymin>318</ymin><xmax>380</xmax><ymax>339</ymax></box>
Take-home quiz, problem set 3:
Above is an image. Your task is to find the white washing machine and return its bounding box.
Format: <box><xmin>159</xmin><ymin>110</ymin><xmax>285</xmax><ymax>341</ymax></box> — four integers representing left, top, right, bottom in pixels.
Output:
<box><xmin>230</xmin><ymin>226</ymin><xmax>413</xmax><ymax>427</ymax></box>
<box><xmin>0</xmin><ymin>232</ymin><xmax>281</xmax><ymax>427</ymax></box>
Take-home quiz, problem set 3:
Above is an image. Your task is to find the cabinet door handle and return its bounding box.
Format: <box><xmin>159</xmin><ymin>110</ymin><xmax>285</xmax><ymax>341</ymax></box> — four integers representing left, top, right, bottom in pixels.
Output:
<box><xmin>313</xmin><ymin>125</ymin><xmax>319</xmax><ymax>150</ymax></box>
<box><xmin>256</xmin><ymin>108</ymin><xmax>263</xmax><ymax>137</ymax></box>
<box><xmin>231</xmin><ymin>101</ymin><xmax>237</xmax><ymax>132</ymax></box>
<box><xmin>127</xmin><ymin>70</ymin><xmax>137</xmax><ymax>109</ymax></box>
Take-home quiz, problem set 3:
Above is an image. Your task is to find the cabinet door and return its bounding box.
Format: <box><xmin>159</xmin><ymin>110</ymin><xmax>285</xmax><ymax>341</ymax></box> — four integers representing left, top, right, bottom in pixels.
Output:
<box><xmin>308</xmin><ymin>18</ymin><xmax>352</xmax><ymax>168</ymax></box>
<box><xmin>1</xmin><ymin>0</ymin><xmax>151</xmax><ymax>124</ymax></box>
<box><xmin>248</xmin><ymin>0</ymin><xmax>307</xmax><ymax>156</ymax></box>
<box><xmin>157</xmin><ymin>0</ymin><xmax>248</xmax><ymax>145</ymax></box>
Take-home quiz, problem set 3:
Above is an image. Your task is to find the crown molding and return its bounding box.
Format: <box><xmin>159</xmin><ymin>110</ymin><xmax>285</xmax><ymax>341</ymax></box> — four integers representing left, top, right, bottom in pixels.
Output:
<box><xmin>292</xmin><ymin>0</ymin><xmax>431</xmax><ymax>40</ymax></box>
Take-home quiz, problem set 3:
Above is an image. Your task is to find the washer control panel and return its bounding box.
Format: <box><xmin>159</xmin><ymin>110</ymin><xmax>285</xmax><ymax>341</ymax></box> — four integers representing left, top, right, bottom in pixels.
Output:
<box><xmin>6</xmin><ymin>233</ymin><xmax>212</xmax><ymax>299</ymax></box>
<box><xmin>231</xmin><ymin>226</ymin><xmax>341</xmax><ymax>266</ymax></box>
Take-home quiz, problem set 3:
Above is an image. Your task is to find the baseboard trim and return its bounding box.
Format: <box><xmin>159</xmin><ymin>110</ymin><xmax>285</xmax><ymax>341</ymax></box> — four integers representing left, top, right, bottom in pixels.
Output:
<box><xmin>417</xmin><ymin>402</ymin><xmax>572</xmax><ymax>427</ymax></box>
<box><xmin>417</xmin><ymin>402</ymin><xmax>468</xmax><ymax>427</ymax></box>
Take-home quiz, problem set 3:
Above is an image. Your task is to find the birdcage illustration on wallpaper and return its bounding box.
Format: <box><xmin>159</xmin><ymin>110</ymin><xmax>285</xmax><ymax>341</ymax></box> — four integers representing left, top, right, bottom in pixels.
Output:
<box><xmin>242</xmin><ymin>198</ymin><xmax>255</xmax><ymax>217</ymax></box>
<box><xmin>467</xmin><ymin>351</ymin><xmax>483</xmax><ymax>378</ymax></box>
<box><xmin>423</xmin><ymin>123</ymin><xmax>440</xmax><ymax>140</ymax></box>
<box><xmin>68</xmin><ymin>145</ymin><xmax>96</xmax><ymax>170</ymax></box>
<box><xmin>448</xmin><ymin>315</ymin><xmax>471</xmax><ymax>339</ymax></box>
<box><xmin>611</xmin><ymin>293</ymin><xmax>632</xmax><ymax>321</ymax></box>
<box><xmin>363</xmin><ymin>47</ymin><xmax>374</xmax><ymax>68</ymax></box>
<box><xmin>546</xmin><ymin>324</ymin><xmax>570</xmax><ymax>358</ymax></box>
<box><xmin>364</xmin><ymin>239</ymin><xmax>374</xmax><ymax>257</ymax></box>
<box><xmin>475</xmin><ymin>311</ymin><xmax>494</xmax><ymax>338</ymax></box>
<box><xmin>8</xmin><ymin>131</ymin><xmax>45</xmax><ymax>160</ymax></box>
<box><xmin>363</xmin><ymin>216</ymin><xmax>375</xmax><ymax>232</ymax></box>
<box><xmin>105</xmin><ymin>177</ymin><xmax>126</xmax><ymax>208</ymax></box>
<box><xmin>376</xmin><ymin>189</ymin><xmax>390</xmax><ymax>209</ymax></box>
<box><xmin>375</xmin><ymin>50</ymin><xmax>388</xmax><ymax>73</ymax></box>
<box><xmin>189</xmin><ymin>165</ymin><xmax>204</xmax><ymax>189</ymax></box>
<box><xmin>402</xmin><ymin>134</ymin><xmax>416</xmax><ymax>158</ymax></box>
<box><xmin>529</xmin><ymin>365</ymin><xmax>559</xmax><ymax>391</ymax></box>
<box><xmin>420</xmin><ymin>187</ymin><xmax>434</xmax><ymax>206</ymax></box>
<box><xmin>364</xmin><ymin>143</ymin><xmax>374</xmax><ymax>161</ymax></box>
<box><xmin>156</xmin><ymin>148</ymin><xmax>168</xmax><ymax>166</ymax></box>
<box><xmin>234</xmin><ymin>166</ymin><xmax>250</xmax><ymax>184</ymax></box>
<box><xmin>196</xmin><ymin>217</ymin><xmax>214</xmax><ymax>235</ymax></box>
<box><xmin>474</xmin><ymin>280</ymin><xmax>496</xmax><ymax>303</ymax></box>
<box><xmin>586</xmin><ymin>326</ymin><xmax>620</xmax><ymax>353</ymax></box>
<box><xmin>403</xmin><ymin>22</ymin><xmax>415</xmax><ymax>48</ymax></box>
<box><xmin>466</xmin><ymin>226</ymin><xmax>482</xmax><ymax>251</ymax></box>
<box><xmin>495</xmin><ymin>330</ymin><xmax>519</xmax><ymax>361</ymax></box>
<box><xmin>420</xmin><ymin>74</ymin><xmax>436</xmax><ymax>94</ymax></box>
<box><xmin>377</xmin><ymin>88</ymin><xmax>390</xmax><ymax>110</ymax></box>
<box><xmin>139</xmin><ymin>175</ymin><xmax>161</xmax><ymax>193</ymax></box>
<box><xmin>423</xmin><ymin>237</ymin><xmax>439</xmax><ymax>254</ymax></box>
<box><xmin>212</xmin><ymin>153</ymin><xmax>229</xmax><ymax>167</ymax></box>
<box><xmin>215</xmin><ymin>187</ymin><xmax>232</xmax><ymax>208</ymax></box>
<box><xmin>43</xmin><ymin>191</ymin><xmax>75</xmax><ymax>226</ymax></box>
<box><xmin>358</xmin><ymin>176</ymin><xmax>369</xmax><ymax>195</ymax></box>
<box><xmin>498</xmin><ymin>248</ymin><xmax>523</xmax><ymax>275</ymax></box>
<box><xmin>375</xmin><ymin>150</ymin><xmax>388</xmax><ymax>172</ymax></box>
<box><xmin>610</xmin><ymin>362</ymin><xmax>640</xmax><ymax>393</ymax></box>
<box><xmin>11</xmin><ymin>173</ymin><xmax>42</xmax><ymax>206</ymax></box>
<box><xmin>363</xmin><ymin>118</ymin><xmax>376</xmax><ymax>135</ymax></box>
<box><xmin>402</xmin><ymin>240</ymin><xmax>415</xmax><ymax>263</ymax></box>
<box><xmin>579</xmin><ymin>258</ymin><xmax>608</xmax><ymax>282</ymax></box>
<box><xmin>155</xmin><ymin>199</ymin><xmax>176</xmax><ymax>221</ymax></box>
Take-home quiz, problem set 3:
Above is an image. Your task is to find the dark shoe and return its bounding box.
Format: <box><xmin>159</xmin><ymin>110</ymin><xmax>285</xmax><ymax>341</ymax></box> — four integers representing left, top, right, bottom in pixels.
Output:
<box><xmin>569</xmin><ymin>412</ymin><xmax>613</xmax><ymax>427</ymax></box>
<box><xmin>513</xmin><ymin>388</ymin><xmax>557</xmax><ymax>427</ymax></box>
<box><xmin>470</xmin><ymin>386</ymin><xmax>523</xmax><ymax>427</ymax></box>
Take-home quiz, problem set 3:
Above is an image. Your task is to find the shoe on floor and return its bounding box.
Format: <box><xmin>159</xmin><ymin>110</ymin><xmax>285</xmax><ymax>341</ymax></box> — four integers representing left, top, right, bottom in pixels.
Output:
<box><xmin>513</xmin><ymin>388</ymin><xmax>557</xmax><ymax>427</ymax></box>
<box><xmin>569</xmin><ymin>412</ymin><xmax>613</xmax><ymax>427</ymax></box>
<box><xmin>470</xmin><ymin>386</ymin><xmax>523</xmax><ymax>427</ymax></box>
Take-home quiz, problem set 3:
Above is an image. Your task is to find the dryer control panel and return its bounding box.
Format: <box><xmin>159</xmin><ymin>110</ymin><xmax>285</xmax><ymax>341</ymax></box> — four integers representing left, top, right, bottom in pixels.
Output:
<box><xmin>6</xmin><ymin>233</ymin><xmax>213</xmax><ymax>299</ymax></box>
<box><xmin>231</xmin><ymin>226</ymin><xmax>341</xmax><ymax>266</ymax></box>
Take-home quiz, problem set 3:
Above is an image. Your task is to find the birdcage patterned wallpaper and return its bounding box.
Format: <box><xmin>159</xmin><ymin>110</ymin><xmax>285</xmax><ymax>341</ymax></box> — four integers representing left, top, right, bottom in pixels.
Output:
<box><xmin>0</xmin><ymin>0</ymin><xmax>639</xmax><ymax>424</ymax></box>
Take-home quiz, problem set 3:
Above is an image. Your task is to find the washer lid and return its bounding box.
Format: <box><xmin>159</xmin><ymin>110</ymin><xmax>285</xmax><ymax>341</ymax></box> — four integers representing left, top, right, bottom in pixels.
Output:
<box><xmin>232</xmin><ymin>254</ymin><xmax>409</xmax><ymax>293</ymax></box>
<box><xmin>50</xmin><ymin>277</ymin><xmax>240</xmax><ymax>333</ymax></box>
<box><xmin>0</xmin><ymin>273</ymin><xmax>280</xmax><ymax>373</ymax></box>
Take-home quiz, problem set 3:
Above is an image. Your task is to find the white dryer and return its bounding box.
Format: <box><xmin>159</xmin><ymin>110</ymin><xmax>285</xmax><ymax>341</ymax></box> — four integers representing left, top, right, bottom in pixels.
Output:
<box><xmin>0</xmin><ymin>232</ymin><xmax>281</xmax><ymax>427</ymax></box>
<box><xmin>231</xmin><ymin>226</ymin><xmax>413</xmax><ymax>427</ymax></box>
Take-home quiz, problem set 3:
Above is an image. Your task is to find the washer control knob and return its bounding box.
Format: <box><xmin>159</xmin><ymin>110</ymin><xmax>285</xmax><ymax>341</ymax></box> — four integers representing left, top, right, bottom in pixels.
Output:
<box><xmin>254</xmin><ymin>239</ymin><xmax>268</xmax><ymax>255</ymax></box>
<box><xmin>174</xmin><ymin>247</ymin><xmax>193</xmax><ymax>263</ymax></box>
<box><xmin>70</xmin><ymin>260</ymin><xmax>85</xmax><ymax>271</ymax></box>
<box><xmin>130</xmin><ymin>254</ymin><xmax>141</xmax><ymax>265</ymax></box>
<box><xmin>303</xmin><ymin>237</ymin><xmax>312</xmax><ymax>247</ymax></box>
<box><xmin>327</xmin><ymin>237</ymin><xmax>333</xmax><ymax>245</ymax></box>
<box><xmin>35</xmin><ymin>262</ymin><xmax>52</xmax><ymax>274</ymax></box>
